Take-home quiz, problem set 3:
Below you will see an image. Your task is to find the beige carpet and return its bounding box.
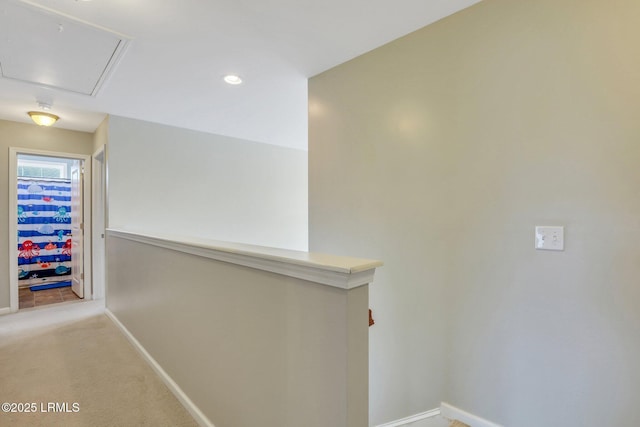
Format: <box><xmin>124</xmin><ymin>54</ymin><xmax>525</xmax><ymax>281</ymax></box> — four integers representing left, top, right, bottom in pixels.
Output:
<box><xmin>0</xmin><ymin>314</ymin><xmax>199</xmax><ymax>427</ymax></box>
<box><xmin>449</xmin><ymin>420</ymin><xmax>471</xmax><ymax>427</ymax></box>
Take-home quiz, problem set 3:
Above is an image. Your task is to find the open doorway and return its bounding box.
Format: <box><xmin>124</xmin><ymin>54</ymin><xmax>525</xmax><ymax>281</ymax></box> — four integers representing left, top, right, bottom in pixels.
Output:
<box><xmin>9</xmin><ymin>148</ymin><xmax>92</xmax><ymax>312</ymax></box>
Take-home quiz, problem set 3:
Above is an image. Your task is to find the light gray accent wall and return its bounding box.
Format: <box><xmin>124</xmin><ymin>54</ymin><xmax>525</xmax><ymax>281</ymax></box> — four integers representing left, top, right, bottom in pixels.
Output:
<box><xmin>309</xmin><ymin>0</ymin><xmax>640</xmax><ymax>425</ymax></box>
<box><xmin>106</xmin><ymin>233</ymin><xmax>369</xmax><ymax>427</ymax></box>
<box><xmin>0</xmin><ymin>119</ymin><xmax>93</xmax><ymax>310</ymax></box>
<box><xmin>107</xmin><ymin>116</ymin><xmax>308</xmax><ymax>251</ymax></box>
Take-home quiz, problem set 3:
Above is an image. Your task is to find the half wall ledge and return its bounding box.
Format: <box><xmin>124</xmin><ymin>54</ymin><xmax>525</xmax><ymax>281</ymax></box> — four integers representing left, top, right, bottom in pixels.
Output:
<box><xmin>105</xmin><ymin>228</ymin><xmax>383</xmax><ymax>427</ymax></box>
<box><xmin>106</xmin><ymin>228</ymin><xmax>383</xmax><ymax>289</ymax></box>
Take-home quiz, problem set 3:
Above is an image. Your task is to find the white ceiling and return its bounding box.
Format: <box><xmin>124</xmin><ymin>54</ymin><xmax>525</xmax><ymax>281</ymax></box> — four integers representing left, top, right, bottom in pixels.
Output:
<box><xmin>0</xmin><ymin>0</ymin><xmax>481</xmax><ymax>150</ymax></box>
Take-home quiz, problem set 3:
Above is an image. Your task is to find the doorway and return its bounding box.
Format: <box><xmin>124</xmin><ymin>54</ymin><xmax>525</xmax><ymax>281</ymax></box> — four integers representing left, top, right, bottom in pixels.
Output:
<box><xmin>9</xmin><ymin>148</ymin><xmax>92</xmax><ymax>312</ymax></box>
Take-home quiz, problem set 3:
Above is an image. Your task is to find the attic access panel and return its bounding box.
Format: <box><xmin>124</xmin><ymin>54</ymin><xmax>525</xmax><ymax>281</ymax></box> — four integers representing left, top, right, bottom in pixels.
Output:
<box><xmin>0</xmin><ymin>0</ymin><xmax>129</xmax><ymax>96</ymax></box>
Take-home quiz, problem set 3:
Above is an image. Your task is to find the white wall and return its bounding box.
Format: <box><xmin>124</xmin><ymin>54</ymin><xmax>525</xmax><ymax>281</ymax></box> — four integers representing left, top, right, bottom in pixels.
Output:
<box><xmin>107</xmin><ymin>116</ymin><xmax>308</xmax><ymax>250</ymax></box>
<box><xmin>309</xmin><ymin>0</ymin><xmax>640</xmax><ymax>425</ymax></box>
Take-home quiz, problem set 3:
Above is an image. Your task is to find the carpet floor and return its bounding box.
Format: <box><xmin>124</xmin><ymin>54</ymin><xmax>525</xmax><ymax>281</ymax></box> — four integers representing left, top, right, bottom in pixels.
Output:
<box><xmin>0</xmin><ymin>314</ymin><xmax>199</xmax><ymax>427</ymax></box>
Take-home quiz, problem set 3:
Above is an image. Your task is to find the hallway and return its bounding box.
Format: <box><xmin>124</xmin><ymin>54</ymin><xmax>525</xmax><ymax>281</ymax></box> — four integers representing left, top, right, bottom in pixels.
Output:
<box><xmin>0</xmin><ymin>302</ymin><xmax>198</xmax><ymax>427</ymax></box>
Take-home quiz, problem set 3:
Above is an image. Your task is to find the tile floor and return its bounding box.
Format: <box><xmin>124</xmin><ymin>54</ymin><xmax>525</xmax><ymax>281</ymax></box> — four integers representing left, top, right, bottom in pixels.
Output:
<box><xmin>19</xmin><ymin>285</ymin><xmax>81</xmax><ymax>309</ymax></box>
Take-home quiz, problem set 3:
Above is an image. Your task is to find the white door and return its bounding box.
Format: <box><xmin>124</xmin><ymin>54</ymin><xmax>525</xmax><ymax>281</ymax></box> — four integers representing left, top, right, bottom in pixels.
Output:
<box><xmin>70</xmin><ymin>161</ymin><xmax>84</xmax><ymax>298</ymax></box>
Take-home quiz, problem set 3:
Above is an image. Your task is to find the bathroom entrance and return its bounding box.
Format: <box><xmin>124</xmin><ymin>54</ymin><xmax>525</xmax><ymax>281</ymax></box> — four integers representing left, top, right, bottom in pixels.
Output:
<box><xmin>9</xmin><ymin>148</ymin><xmax>92</xmax><ymax>311</ymax></box>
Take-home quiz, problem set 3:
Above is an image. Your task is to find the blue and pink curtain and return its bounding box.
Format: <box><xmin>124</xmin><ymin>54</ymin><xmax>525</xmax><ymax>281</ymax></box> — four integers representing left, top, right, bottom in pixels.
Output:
<box><xmin>17</xmin><ymin>178</ymin><xmax>73</xmax><ymax>287</ymax></box>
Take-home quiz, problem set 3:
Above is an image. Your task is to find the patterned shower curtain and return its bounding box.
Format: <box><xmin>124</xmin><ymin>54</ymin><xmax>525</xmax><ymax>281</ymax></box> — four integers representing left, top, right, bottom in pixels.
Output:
<box><xmin>17</xmin><ymin>177</ymin><xmax>73</xmax><ymax>287</ymax></box>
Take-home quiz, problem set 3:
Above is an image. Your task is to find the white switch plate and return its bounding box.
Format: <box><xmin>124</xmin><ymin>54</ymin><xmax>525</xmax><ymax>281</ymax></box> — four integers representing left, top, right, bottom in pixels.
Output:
<box><xmin>535</xmin><ymin>226</ymin><xmax>564</xmax><ymax>251</ymax></box>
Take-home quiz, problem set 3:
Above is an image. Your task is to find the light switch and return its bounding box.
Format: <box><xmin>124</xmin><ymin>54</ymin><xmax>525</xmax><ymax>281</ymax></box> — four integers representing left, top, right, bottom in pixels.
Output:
<box><xmin>535</xmin><ymin>226</ymin><xmax>564</xmax><ymax>251</ymax></box>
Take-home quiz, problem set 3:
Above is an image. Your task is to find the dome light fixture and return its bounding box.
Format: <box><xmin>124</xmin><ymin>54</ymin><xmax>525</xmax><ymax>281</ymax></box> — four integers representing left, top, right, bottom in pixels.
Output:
<box><xmin>223</xmin><ymin>74</ymin><xmax>243</xmax><ymax>85</ymax></box>
<box><xmin>28</xmin><ymin>111</ymin><xmax>60</xmax><ymax>126</ymax></box>
<box><xmin>28</xmin><ymin>101</ymin><xmax>60</xmax><ymax>126</ymax></box>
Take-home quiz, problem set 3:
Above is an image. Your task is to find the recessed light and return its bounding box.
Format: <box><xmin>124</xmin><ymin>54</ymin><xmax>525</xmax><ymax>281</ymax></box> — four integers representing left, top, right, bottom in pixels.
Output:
<box><xmin>224</xmin><ymin>75</ymin><xmax>242</xmax><ymax>85</ymax></box>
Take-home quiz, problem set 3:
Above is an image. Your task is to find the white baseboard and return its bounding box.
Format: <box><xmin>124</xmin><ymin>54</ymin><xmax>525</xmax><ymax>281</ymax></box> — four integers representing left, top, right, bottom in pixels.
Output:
<box><xmin>0</xmin><ymin>307</ymin><xmax>12</xmax><ymax>316</ymax></box>
<box><xmin>376</xmin><ymin>408</ymin><xmax>442</xmax><ymax>427</ymax></box>
<box><xmin>440</xmin><ymin>402</ymin><xmax>502</xmax><ymax>427</ymax></box>
<box><xmin>105</xmin><ymin>309</ymin><xmax>215</xmax><ymax>427</ymax></box>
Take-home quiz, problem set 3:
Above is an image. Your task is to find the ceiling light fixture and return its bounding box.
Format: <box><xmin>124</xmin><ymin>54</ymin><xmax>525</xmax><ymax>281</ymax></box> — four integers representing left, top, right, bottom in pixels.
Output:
<box><xmin>28</xmin><ymin>111</ymin><xmax>60</xmax><ymax>126</ymax></box>
<box><xmin>28</xmin><ymin>101</ymin><xmax>60</xmax><ymax>126</ymax></box>
<box><xmin>224</xmin><ymin>74</ymin><xmax>242</xmax><ymax>85</ymax></box>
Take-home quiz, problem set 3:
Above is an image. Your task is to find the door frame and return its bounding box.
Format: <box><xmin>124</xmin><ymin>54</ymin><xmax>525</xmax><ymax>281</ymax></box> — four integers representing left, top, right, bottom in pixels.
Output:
<box><xmin>8</xmin><ymin>147</ymin><xmax>92</xmax><ymax>313</ymax></box>
<box><xmin>91</xmin><ymin>145</ymin><xmax>106</xmax><ymax>300</ymax></box>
